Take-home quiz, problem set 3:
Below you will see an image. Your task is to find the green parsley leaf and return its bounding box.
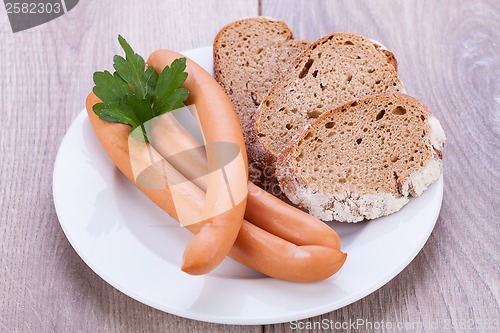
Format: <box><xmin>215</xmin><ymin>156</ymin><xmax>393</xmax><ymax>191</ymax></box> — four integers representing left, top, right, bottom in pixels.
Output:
<box><xmin>121</xmin><ymin>94</ymin><xmax>154</xmax><ymax>126</ymax></box>
<box><xmin>113</xmin><ymin>35</ymin><xmax>151</xmax><ymax>101</ymax></box>
<box><xmin>91</xmin><ymin>36</ymin><xmax>189</xmax><ymax>142</ymax></box>
<box><xmin>144</xmin><ymin>66</ymin><xmax>159</xmax><ymax>103</ymax></box>
<box><xmin>153</xmin><ymin>58</ymin><xmax>189</xmax><ymax>116</ymax></box>
<box><xmin>92</xmin><ymin>102</ymin><xmax>138</xmax><ymax>128</ymax></box>
<box><xmin>92</xmin><ymin>70</ymin><xmax>132</xmax><ymax>104</ymax></box>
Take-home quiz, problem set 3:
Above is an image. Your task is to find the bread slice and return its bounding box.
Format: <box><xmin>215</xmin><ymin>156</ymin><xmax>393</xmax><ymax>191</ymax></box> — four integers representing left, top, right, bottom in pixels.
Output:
<box><xmin>247</xmin><ymin>33</ymin><xmax>404</xmax><ymax>170</ymax></box>
<box><xmin>275</xmin><ymin>93</ymin><xmax>446</xmax><ymax>223</ymax></box>
<box><xmin>214</xmin><ymin>17</ymin><xmax>308</xmax><ymax>196</ymax></box>
<box><xmin>213</xmin><ymin>17</ymin><xmax>309</xmax><ymax>148</ymax></box>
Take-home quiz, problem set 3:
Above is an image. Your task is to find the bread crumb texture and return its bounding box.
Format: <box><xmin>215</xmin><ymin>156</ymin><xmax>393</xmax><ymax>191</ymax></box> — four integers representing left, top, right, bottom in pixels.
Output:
<box><xmin>250</xmin><ymin>33</ymin><xmax>404</xmax><ymax>167</ymax></box>
<box><xmin>276</xmin><ymin>93</ymin><xmax>446</xmax><ymax>222</ymax></box>
<box><xmin>214</xmin><ymin>17</ymin><xmax>308</xmax><ymax>148</ymax></box>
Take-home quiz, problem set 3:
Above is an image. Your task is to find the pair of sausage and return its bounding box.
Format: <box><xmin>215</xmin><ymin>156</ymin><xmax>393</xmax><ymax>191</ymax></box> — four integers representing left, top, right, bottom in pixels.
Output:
<box><xmin>86</xmin><ymin>50</ymin><xmax>346</xmax><ymax>282</ymax></box>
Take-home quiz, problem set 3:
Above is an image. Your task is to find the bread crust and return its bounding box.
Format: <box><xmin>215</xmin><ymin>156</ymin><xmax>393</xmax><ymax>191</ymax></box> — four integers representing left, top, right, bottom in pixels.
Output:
<box><xmin>371</xmin><ymin>39</ymin><xmax>398</xmax><ymax>71</ymax></box>
<box><xmin>275</xmin><ymin>93</ymin><xmax>446</xmax><ymax>223</ymax></box>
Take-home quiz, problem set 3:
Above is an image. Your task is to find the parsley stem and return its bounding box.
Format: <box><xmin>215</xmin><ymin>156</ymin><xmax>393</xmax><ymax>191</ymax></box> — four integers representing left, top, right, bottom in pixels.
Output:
<box><xmin>140</xmin><ymin>123</ymin><xmax>149</xmax><ymax>143</ymax></box>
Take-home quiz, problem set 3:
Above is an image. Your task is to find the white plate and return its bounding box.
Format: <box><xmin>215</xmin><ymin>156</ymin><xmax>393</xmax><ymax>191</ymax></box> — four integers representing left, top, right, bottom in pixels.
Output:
<box><xmin>53</xmin><ymin>46</ymin><xmax>443</xmax><ymax>325</ymax></box>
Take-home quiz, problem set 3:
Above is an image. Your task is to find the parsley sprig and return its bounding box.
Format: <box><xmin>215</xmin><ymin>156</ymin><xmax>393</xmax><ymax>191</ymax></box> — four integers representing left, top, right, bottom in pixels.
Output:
<box><xmin>92</xmin><ymin>35</ymin><xmax>189</xmax><ymax>141</ymax></box>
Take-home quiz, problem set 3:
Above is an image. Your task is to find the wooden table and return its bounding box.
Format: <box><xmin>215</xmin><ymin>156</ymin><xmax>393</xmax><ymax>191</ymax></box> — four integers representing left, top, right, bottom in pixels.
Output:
<box><xmin>1</xmin><ymin>0</ymin><xmax>498</xmax><ymax>331</ymax></box>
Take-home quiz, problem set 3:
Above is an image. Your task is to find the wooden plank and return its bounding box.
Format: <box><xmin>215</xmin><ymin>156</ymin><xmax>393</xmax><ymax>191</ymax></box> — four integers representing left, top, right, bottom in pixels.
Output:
<box><xmin>262</xmin><ymin>0</ymin><xmax>500</xmax><ymax>331</ymax></box>
<box><xmin>0</xmin><ymin>1</ymin><xmax>261</xmax><ymax>332</ymax></box>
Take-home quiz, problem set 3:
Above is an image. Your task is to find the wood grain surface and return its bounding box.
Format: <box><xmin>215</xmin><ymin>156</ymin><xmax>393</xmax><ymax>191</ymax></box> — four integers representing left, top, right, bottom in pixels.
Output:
<box><xmin>0</xmin><ymin>0</ymin><xmax>498</xmax><ymax>332</ymax></box>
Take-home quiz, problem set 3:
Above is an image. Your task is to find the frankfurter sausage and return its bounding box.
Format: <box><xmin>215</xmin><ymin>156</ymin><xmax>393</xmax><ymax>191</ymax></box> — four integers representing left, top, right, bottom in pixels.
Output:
<box><xmin>231</xmin><ymin>222</ymin><xmax>345</xmax><ymax>282</ymax></box>
<box><xmin>245</xmin><ymin>185</ymin><xmax>341</xmax><ymax>249</ymax></box>
<box><xmin>86</xmin><ymin>88</ymin><xmax>247</xmax><ymax>275</ymax></box>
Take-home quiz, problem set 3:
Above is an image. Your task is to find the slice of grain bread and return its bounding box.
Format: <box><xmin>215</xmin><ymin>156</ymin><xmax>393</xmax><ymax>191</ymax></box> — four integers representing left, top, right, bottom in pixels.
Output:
<box><xmin>247</xmin><ymin>33</ymin><xmax>404</xmax><ymax>171</ymax></box>
<box><xmin>213</xmin><ymin>17</ymin><xmax>309</xmax><ymax>196</ymax></box>
<box><xmin>275</xmin><ymin>93</ymin><xmax>446</xmax><ymax>223</ymax></box>
<box><xmin>213</xmin><ymin>17</ymin><xmax>309</xmax><ymax>149</ymax></box>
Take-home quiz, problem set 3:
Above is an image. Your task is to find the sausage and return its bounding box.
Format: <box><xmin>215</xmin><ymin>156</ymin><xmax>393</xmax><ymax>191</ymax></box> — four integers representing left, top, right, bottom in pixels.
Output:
<box><xmin>149</xmin><ymin>112</ymin><xmax>342</xmax><ymax>250</ymax></box>
<box><xmin>244</xmin><ymin>185</ymin><xmax>341</xmax><ymax>249</ymax></box>
<box><xmin>86</xmin><ymin>80</ymin><xmax>247</xmax><ymax>275</ymax></box>
<box><xmin>231</xmin><ymin>222</ymin><xmax>345</xmax><ymax>282</ymax></box>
